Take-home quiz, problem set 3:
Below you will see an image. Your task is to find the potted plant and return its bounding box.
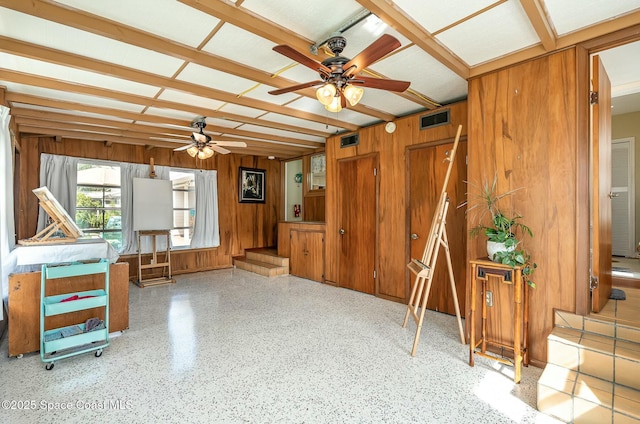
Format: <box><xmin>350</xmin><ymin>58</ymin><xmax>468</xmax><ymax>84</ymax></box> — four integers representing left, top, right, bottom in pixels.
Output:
<box><xmin>465</xmin><ymin>177</ymin><xmax>537</xmax><ymax>288</ymax></box>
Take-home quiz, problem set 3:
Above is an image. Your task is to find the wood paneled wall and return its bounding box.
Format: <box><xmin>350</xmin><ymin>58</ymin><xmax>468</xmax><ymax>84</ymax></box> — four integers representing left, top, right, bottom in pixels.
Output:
<box><xmin>17</xmin><ymin>136</ymin><xmax>281</xmax><ymax>278</ymax></box>
<box><xmin>467</xmin><ymin>48</ymin><xmax>584</xmax><ymax>365</ymax></box>
<box><xmin>325</xmin><ymin>102</ymin><xmax>468</xmax><ymax>302</ymax></box>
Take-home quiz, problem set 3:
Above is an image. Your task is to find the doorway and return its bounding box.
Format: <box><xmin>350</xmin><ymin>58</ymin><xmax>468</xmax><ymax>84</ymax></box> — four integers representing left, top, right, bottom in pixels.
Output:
<box><xmin>588</xmin><ymin>37</ymin><xmax>640</xmax><ymax>319</ymax></box>
<box><xmin>611</xmin><ymin>137</ymin><xmax>635</xmax><ymax>257</ymax></box>
<box><xmin>407</xmin><ymin>140</ymin><xmax>467</xmax><ymax>315</ymax></box>
<box><xmin>337</xmin><ymin>155</ymin><xmax>377</xmax><ymax>294</ymax></box>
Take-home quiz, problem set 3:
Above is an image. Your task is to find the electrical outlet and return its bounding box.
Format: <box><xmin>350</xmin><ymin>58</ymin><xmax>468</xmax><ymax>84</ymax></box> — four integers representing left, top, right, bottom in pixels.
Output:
<box><xmin>485</xmin><ymin>290</ymin><xmax>493</xmax><ymax>307</ymax></box>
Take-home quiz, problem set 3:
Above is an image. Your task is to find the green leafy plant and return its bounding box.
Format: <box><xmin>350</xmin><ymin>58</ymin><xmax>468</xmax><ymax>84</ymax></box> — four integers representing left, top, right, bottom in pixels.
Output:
<box><xmin>464</xmin><ymin>176</ymin><xmax>537</xmax><ymax>288</ymax></box>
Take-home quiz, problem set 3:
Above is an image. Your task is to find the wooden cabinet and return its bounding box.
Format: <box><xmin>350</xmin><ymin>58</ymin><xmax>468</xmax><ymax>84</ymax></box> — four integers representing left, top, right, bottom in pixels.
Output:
<box><xmin>278</xmin><ymin>222</ymin><xmax>325</xmax><ymax>282</ymax></box>
<box><xmin>290</xmin><ymin>230</ymin><xmax>324</xmax><ymax>282</ymax></box>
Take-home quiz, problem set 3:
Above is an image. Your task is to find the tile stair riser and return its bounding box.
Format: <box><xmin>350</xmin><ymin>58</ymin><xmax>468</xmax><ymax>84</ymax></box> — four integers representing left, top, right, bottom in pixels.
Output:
<box><xmin>538</xmin><ymin>310</ymin><xmax>640</xmax><ymax>423</ymax></box>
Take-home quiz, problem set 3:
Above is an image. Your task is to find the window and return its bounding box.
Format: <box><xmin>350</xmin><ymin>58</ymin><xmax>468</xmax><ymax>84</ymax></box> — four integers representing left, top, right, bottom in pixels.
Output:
<box><xmin>170</xmin><ymin>171</ymin><xmax>195</xmax><ymax>248</ymax></box>
<box><xmin>76</xmin><ymin>163</ymin><xmax>122</xmax><ymax>250</ymax></box>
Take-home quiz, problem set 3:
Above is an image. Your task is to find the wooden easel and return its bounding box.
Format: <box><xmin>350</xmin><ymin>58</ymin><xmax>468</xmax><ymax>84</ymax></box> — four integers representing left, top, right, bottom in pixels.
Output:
<box><xmin>134</xmin><ymin>160</ymin><xmax>175</xmax><ymax>287</ymax></box>
<box><xmin>403</xmin><ymin>125</ymin><xmax>465</xmax><ymax>356</ymax></box>
<box><xmin>18</xmin><ymin>187</ymin><xmax>83</xmax><ymax>245</ymax></box>
<box><xmin>135</xmin><ymin>230</ymin><xmax>175</xmax><ymax>287</ymax></box>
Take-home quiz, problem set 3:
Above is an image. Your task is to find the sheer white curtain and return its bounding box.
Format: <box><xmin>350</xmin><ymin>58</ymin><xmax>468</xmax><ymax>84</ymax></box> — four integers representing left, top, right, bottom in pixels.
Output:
<box><xmin>120</xmin><ymin>162</ymin><xmax>151</xmax><ymax>254</ymax></box>
<box><xmin>191</xmin><ymin>169</ymin><xmax>220</xmax><ymax>248</ymax></box>
<box><xmin>0</xmin><ymin>106</ymin><xmax>16</xmax><ymax>320</ymax></box>
<box><xmin>37</xmin><ymin>154</ymin><xmax>79</xmax><ymax>233</ymax></box>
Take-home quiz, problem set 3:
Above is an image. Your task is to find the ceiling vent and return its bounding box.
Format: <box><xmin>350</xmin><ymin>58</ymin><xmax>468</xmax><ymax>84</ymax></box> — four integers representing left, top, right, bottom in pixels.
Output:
<box><xmin>340</xmin><ymin>133</ymin><xmax>359</xmax><ymax>148</ymax></box>
<box><xmin>420</xmin><ymin>109</ymin><xmax>450</xmax><ymax>130</ymax></box>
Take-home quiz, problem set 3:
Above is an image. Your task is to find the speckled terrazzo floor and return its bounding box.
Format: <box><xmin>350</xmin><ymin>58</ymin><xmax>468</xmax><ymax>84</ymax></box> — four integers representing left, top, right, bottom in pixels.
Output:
<box><xmin>0</xmin><ymin>269</ymin><xmax>560</xmax><ymax>424</ymax></box>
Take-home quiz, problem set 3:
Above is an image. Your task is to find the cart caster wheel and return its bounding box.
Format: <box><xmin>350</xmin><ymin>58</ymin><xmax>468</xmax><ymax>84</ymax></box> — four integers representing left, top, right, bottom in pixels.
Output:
<box><xmin>16</xmin><ymin>354</ymin><xmax>23</xmax><ymax>359</ymax></box>
<box><xmin>95</xmin><ymin>350</ymin><xmax>103</xmax><ymax>357</ymax></box>
<box><xmin>45</xmin><ymin>362</ymin><xmax>55</xmax><ymax>371</ymax></box>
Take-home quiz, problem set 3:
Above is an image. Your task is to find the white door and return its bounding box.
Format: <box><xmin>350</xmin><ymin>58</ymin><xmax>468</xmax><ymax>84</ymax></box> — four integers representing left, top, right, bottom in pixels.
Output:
<box><xmin>611</xmin><ymin>138</ymin><xmax>635</xmax><ymax>257</ymax></box>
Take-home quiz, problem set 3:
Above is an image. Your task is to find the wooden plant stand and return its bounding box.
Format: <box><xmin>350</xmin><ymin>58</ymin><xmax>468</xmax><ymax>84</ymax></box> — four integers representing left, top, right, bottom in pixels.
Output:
<box><xmin>468</xmin><ymin>258</ymin><xmax>530</xmax><ymax>383</ymax></box>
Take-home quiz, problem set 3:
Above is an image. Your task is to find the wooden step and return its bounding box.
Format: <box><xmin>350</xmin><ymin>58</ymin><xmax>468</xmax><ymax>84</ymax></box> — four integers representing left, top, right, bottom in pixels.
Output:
<box><xmin>233</xmin><ymin>257</ymin><xmax>288</xmax><ymax>277</ymax></box>
<box><xmin>245</xmin><ymin>248</ymin><xmax>289</xmax><ymax>267</ymax></box>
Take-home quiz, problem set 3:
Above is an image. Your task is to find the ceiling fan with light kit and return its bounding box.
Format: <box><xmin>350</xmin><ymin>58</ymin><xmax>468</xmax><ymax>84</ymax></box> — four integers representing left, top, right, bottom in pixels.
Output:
<box><xmin>269</xmin><ymin>34</ymin><xmax>410</xmax><ymax>112</ymax></box>
<box><xmin>173</xmin><ymin>117</ymin><xmax>247</xmax><ymax>160</ymax></box>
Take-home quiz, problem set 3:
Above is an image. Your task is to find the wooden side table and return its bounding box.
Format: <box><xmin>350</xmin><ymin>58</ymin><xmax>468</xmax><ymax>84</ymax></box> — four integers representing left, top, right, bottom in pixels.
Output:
<box><xmin>468</xmin><ymin>258</ymin><xmax>529</xmax><ymax>383</ymax></box>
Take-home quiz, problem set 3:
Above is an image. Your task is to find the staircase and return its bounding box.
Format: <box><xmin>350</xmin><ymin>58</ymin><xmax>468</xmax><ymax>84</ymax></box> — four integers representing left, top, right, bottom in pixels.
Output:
<box><xmin>537</xmin><ymin>310</ymin><xmax>640</xmax><ymax>423</ymax></box>
<box><xmin>233</xmin><ymin>248</ymin><xmax>289</xmax><ymax>277</ymax></box>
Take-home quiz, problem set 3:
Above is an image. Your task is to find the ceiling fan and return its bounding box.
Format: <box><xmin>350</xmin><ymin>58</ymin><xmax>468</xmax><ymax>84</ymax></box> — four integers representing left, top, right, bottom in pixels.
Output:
<box><xmin>268</xmin><ymin>34</ymin><xmax>410</xmax><ymax>112</ymax></box>
<box><xmin>173</xmin><ymin>117</ymin><xmax>247</xmax><ymax>159</ymax></box>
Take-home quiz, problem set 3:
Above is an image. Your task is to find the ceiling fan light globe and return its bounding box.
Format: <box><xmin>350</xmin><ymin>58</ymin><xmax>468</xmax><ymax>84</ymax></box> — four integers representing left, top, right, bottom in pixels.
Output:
<box><xmin>344</xmin><ymin>85</ymin><xmax>364</xmax><ymax>106</ymax></box>
<box><xmin>186</xmin><ymin>146</ymin><xmax>199</xmax><ymax>157</ymax></box>
<box><xmin>325</xmin><ymin>95</ymin><xmax>342</xmax><ymax>113</ymax></box>
<box><xmin>316</xmin><ymin>84</ymin><xmax>336</xmax><ymax>106</ymax></box>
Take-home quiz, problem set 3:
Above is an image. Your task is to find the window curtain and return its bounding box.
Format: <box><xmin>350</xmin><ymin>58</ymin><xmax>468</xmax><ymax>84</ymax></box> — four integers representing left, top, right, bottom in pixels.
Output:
<box><xmin>0</xmin><ymin>106</ymin><xmax>16</xmax><ymax>320</ymax></box>
<box><xmin>37</xmin><ymin>153</ymin><xmax>79</xmax><ymax>233</ymax></box>
<box><xmin>120</xmin><ymin>163</ymin><xmax>170</xmax><ymax>255</ymax></box>
<box><xmin>120</xmin><ymin>162</ymin><xmax>151</xmax><ymax>254</ymax></box>
<box><xmin>191</xmin><ymin>169</ymin><xmax>220</xmax><ymax>249</ymax></box>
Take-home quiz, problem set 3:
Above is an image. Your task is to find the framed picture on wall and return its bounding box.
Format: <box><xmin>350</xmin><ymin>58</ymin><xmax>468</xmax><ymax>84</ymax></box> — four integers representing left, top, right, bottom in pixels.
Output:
<box><xmin>239</xmin><ymin>167</ymin><xmax>266</xmax><ymax>203</ymax></box>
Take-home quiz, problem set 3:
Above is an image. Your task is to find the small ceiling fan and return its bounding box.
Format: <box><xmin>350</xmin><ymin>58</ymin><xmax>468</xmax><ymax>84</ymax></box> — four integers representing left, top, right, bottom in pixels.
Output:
<box><xmin>268</xmin><ymin>34</ymin><xmax>410</xmax><ymax>111</ymax></box>
<box><xmin>173</xmin><ymin>117</ymin><xmax>247</xmax><ymax>159</ymax></box>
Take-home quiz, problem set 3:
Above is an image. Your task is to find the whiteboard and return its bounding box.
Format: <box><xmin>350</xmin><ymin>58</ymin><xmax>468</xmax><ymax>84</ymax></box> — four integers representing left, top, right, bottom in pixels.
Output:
<box><xmin>133</xmin><ymin>178</ymin><xmax>172</xmax><ymax>230</ymax></box>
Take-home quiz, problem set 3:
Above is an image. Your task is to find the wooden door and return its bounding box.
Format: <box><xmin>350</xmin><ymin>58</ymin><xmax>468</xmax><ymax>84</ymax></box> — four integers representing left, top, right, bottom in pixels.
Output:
<box><xmin>338</xmin><ymin>156</ymin><xmax>377</xmax><ymax>294</ymax></box>
<box><xmin>592</xmin><ymin>55</ymin><xmax>613</xmax><ymax>312</ymax></box>
<box><xmin>290</xmin><ymin>230</ymin><xmax>324</xmax><ymax>282</ymax></box>
<box><xmin>408</xmin><ymin>141</ymin><xmax>467</xmax><ymax>315</ymax></box>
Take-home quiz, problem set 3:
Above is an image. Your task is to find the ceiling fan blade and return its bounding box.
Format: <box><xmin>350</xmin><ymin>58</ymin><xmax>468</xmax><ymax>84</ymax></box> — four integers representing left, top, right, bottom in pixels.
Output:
<box><xmin>269</xmin><ymin>80</ymin><xmax>324</xmax><ymax>95</ymax></box>
<box><xmin>340</xmin><ymin>91</ymin><xmax>347</xmax><ymax>109</ymax></box>
<box><xmin>214</xmin><ymin>141</ymin><xmax>247</xmax><ymax>147</ymax></box>
<box><xmin>211</xmin><ymin>145</ymin><xmax>231</xmax><ymax>155</ymax></box>
<box><xmin>173</xmin><ymin>144</ymin><xmax>193</xmax><ymax>151</ymax></box>
<box><xmin>192</xmin><ymin>132</ymin><xmax>209</xmax><ymax>143</ymax></box>
<box><xmin>273</xmin><ymin>45</ymin><xmax>331</xmax><ymax>74</ymax></box>
<box><xmin>343</xmin><ymin>34</ymin><xmax>401</xmax><ymax>77</ymax></box>
<box><xmin>351</xmin><ymin>76</ymin><xmax>410</xmax><ymax>92</ymax></box>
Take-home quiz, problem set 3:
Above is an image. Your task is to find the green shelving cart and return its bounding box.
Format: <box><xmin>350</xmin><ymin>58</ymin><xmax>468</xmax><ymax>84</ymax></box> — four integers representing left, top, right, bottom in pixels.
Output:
<box><xmin>40</xmin><ymin>259</ymin><xmax>109</xmax><ymax>370</ymax></box>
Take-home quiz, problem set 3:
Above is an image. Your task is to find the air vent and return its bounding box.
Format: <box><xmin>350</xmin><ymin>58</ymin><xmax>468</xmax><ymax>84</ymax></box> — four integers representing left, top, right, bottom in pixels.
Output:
<box><xmin>340</xmin><ymin>133</ymin><xmax>359</xmax><ymax>148</ymax></box>
<box><xmin>420</xmin><ymin>109</ymin><xmax>450</xmax><ymax>130</ymax></box>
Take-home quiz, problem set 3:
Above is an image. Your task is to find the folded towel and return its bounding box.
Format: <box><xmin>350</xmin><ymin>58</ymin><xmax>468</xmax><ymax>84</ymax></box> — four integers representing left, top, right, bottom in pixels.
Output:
<box><xmin>84</xmin><ymin>317</ymin><xmax>105</xmax><ymax>332</ymax></box>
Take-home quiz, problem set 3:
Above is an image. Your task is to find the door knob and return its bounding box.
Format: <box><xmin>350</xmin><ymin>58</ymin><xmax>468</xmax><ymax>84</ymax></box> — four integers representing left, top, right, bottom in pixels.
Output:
<box><xmin>339</xmin><ymin>228</ymin><xmax>345</xmax><ymax>235</ymax></box>
<box><xmin>411</xmin><ymin>233</ymin><xmax>419</xmax><ymax>240</ymax></box>
<box><xmin>609</xmin><ymin>192</ymin><xmax>620</xmax><ymax>199</ymax></box>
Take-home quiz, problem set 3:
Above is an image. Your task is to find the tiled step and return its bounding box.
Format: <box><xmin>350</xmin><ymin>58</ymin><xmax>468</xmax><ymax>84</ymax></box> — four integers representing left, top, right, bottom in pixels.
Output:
<box><xmin>233</xmin><ymin>248</ymin><xmax>289</xmax><ymax>277</ymax></box>
<box><xmin>538</xmin><ymin>363</ymin><xmax>640</xmax><ymax>423</ymax></box>
<box><xmin>538</xmin><ymin>310</ymin><xmax>640</xmax><ymax>423</ymax></box>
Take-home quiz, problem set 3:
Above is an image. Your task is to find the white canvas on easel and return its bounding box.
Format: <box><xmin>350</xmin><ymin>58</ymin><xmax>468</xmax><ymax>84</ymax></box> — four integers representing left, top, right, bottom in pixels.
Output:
<box><xmin>133</xmin><ymin>178</ymin><xmax>175</xmax><ymax>287</ymax></box>
<box><xmin>133</xmin><ymin>178</ymin><xmax>172</xmax><ymax>231</ymax></box>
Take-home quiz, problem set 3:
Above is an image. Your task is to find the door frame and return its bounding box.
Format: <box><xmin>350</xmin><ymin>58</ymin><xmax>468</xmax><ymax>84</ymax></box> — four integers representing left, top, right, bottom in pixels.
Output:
<box><xmin>576</xmin><ymin>25</ymin><xmax>640</xmax><ymax>315</ymax></box>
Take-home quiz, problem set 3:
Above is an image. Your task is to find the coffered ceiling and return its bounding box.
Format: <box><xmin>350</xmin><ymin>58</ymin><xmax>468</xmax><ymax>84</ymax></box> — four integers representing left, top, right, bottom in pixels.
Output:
<box><xmin>1</xmin><ymin>0</ymin><xmax>639</xmax><ymax>158</ymax></box>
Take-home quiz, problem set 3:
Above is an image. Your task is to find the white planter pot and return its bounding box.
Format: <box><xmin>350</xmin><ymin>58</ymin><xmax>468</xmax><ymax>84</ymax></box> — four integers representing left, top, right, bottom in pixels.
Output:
<box><xmin>487</xmin><ymin>240</ymin><xmax>514</xmax><ymax>262</ymax></box>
